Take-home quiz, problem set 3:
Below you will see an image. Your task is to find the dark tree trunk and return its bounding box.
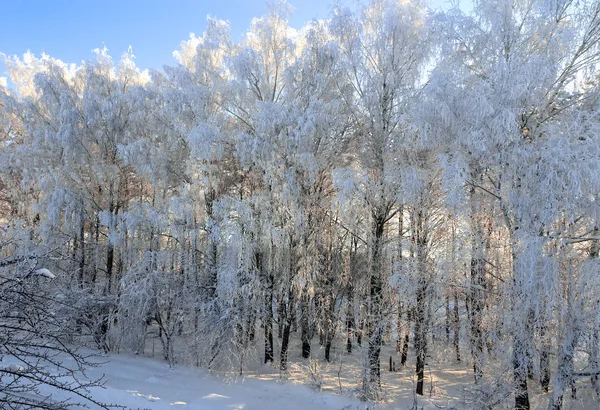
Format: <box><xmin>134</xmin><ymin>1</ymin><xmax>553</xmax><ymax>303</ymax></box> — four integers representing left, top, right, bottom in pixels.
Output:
<box><xmin>106</xmin><ymin>241</ymin><xmax>114</xmax><ymax>294</ymax></box>
<box><xmin>91</xmin><ymin>214</ymin><xmax>100</xmax><ymax>287</ymax></box>
<box><xmin>263</xmin><ymin>251</ymin><xmax>274</xmax><ymax>363</ymax></box>
<box><xmin>280</xmin><ymin>290</ymin><xmax>295</xmax><ymax>372</ymax></box>
<box><xmin>346</xmin><ymin>290</ymin><xmax>354</xmax><ymax>354</ymax></box>
<box><xmin>347</xmin><ymin>236</ymin><xmax>357</xmax><ymax>354</ymax></box>
<box><xmin>445</xmin><ymin>292</ymin><xmax>450</xmax><ymax>343</ymax></box>
<box><xmin>513</xmin><ymin>335</ymin><xmax>531</xmax><ymax>410</ymax></box>
<box><xmin>265</xmin><ymin>314</ymin><xmax>274</xmax><ymax>364</ymax></box>
<box><xmin>365</xmin><ymin>214</ymin><xmax>385</xmax><ymax>397</ymax></box>
<box><xmin>590</xmin><ymin>227</ymin><xmax>599</xmax><ymax>397</ymax></box>
<box><xmin>453</xmin><ymin>290</ymin><xmax>461</xmax><ymax>362</ymax></box>
<box><xmin>415</xmin><ymin>284</ymin><xmax>427</xmax><ymax>396</ymax></box>
<box><xmin>470</xmin><ymin>254</ymin><xmax>485</xmax><ymax>383</ymax></box>
<box><xmin>278</xmin><ymin>292</ymin><xmax>285</xmax><ymax>339</ymax></box>
<box><xmin>301</xmin><ymin>291</ymin><xmax>311</xmax><ymax>359</ymax></box>
<box><xmin>396</xmin><ymin>303</ymin><xmax>403</xmax><ymax>354</ymax></box>
<box><xmin>540</xmin><ymin>347</ymin><xmax>550</xmax><ymax>393</ymax></box>
<box><xmin>325</xmin><ymin>342</ymin><xmax>332</xmax><ymax>362</ymax></box>
<box><xmin>413</xmin><ymin>209</ymin><xmax>429</xmax><ymax>397</ymax></box>
<box><xmin>78</xmin><ymin>210</ymin><xmax>85</xmax><ymax>288</ymax></box>
<box><xmin>205</xmin><ymin>188</ymin><xmax>218</xmax><ymax>301</ymax></box>
<box><xmin>357</xmin><ymin>319</ymin><xmax>363</xmax><ymax>347</ymax></box>
<box><xmin>324</xmin><ymin>296</ymin><xmax>335</xmax><ymax>363</ymax></box>
<box><xmin>401</xmin><ymin>309</ymin><xmax>411</xmax><ymax>366</ymax></box>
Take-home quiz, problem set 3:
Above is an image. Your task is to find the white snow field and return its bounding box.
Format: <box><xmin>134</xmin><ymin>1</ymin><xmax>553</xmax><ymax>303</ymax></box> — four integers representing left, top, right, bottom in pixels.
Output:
<box><xmin>48</xmin><ymin>352</ymin><xmax>375</xmax><ymax>410</ymax></box>
<box><xmin>29</xmin><ymin>337</ymin><xmax>597</xmax><ymax>410</ymax></box>
<box><xmin>5</xmin><ymin>342</ymin><xmax>599</xmax><ymax>409</ymax></box>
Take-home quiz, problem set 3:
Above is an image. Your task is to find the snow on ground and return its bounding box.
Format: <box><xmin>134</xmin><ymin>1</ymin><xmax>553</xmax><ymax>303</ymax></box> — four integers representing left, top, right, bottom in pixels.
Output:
<box><xmin>14</xmin><ymin>338</ymin><xmax>599</xmax><ymax>409</ymax></box>
<box><xmin>51</xmin><ymin>352</ymin><xmax>376</xmax><ymax>410</ymax></box>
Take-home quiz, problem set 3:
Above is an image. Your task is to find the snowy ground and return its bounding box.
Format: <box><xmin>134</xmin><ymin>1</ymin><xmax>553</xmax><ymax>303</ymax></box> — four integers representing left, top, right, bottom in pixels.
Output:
<box><xmin>47</xmin><ymin>352</ymin><xmax>375</xmax><ymax>410</ymax></box>
<box><xmin>7</xmin><ymin>338</ymin><xmax>598</xmax><ymax>409</ymax></box>
<box><xmin>61</xmin><ymin>342</ymin><xmax>597</xmax><ymax>410</ymax></box>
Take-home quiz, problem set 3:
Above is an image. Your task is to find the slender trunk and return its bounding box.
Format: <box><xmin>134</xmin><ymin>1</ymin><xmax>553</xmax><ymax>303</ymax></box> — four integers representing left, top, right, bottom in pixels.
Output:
<box><xmin>281</xmin><ymin>237</ymin><xmax>299</xmax><ymax>372</ymax></box>
<box><xmin>301</xmin><ymin>291</ymin><xmax>311</xmax><ymax>359</ymax></box>
<box><xmin>106</xmin><ymin>239</ymin><xmax>114</xmax><ymax>294</ymax></box>
<box><xmin>264</xmin><ymin>303</ymin><xmax>274</xmax><ymax>363</ymax></box>
<box><xmin>324</xmin><ymin>292</ymin><xmax>335</xmax><ymax>363</ymax></box>
<box><xmin>590</xmin><ymin>226</ymin><xmax>599</xmax><ymax>397</ymax></box>
<box><xmin>413</xmin><ymin>209</ymin><xmax>429</xmax><ymax>396</ymax></box>
<box><xmin>539</xmin><ymin>308</ymin><xmax>550</xmax><ymax>393</ymax></box>
<box><xmin>365</xmin><ymin>214</ymin><xmax>385</xmax><ymax>397</ymax></box>
<box><xmin>445</xmin><ymin>292</ymin><xmax>451</xmax><ymax>343</ymax></box>
<box><xmin>78</xmin><ymin>211</ymin><xmax>85</xmax><ymax>288</ymax></box>
<box><xmin>247</xmin><ymin>315</ymin><xmax>256</xmax><ymax>343</ymax></box>
<box><xmin>105</xmin><ymin>186</ymin><xmax>116</xmax><ymax>295</ymax></box>
<box><xmin>468</xmin><ymin>176</ymin><xmax>488</xmax><ymax>384</ymax></box>
<box><xmin>262</xmin><ymin>251</ymin><xmax>274</xmax><ymax>363</ymax></box>
<box><xmin>514</xmin><ymin>334</ymin><xmax>531</xmax><ymax>410</ymax></box>
<box><xmin>325</xmin><ymin>341</ymin><xmax>332</xmax><ymax>363</ymax></box>
<box><xmin>397</xmin><ymin>303</ymin><xmax>403</xmax><ymax>354</ymax></box>
<box><xmin>280</xmin><ymin>288</ymin><xmax>295</xmax><ymax>372</ymax></box>
<box><xmin>91</xmin><ymin>214</ymin><xmax>100</xmax><ymax>287</ymax></box>
<box><xmin>278</xmin><ymin>291</ymin><xmax>285</xmax><ymax>339</ymax></box>
<box><xmin>347</xmin><ymin>237</ymin><xmax>358</xmax><ymax>354</ymax></box>
<box><xmin>357</xmin><ymin>318</ymin><xmax>363</xmax><ymax>346</ymax></box>
<box><xmin>397</xmin><ymin>207</ymin><xmax>405</xmax><ymax>354</ymax></box>
<box><xmin>401</xmin><ymin>309</ymin><xmax>411</xmax><ymax>366</ymax></box>
<box><xmin>470</xmin><ymin>254</ymin><xmax>485</xmax><ymax>383</ymax></box>
<box><xmin>512</xmin><ymin>251</ymin><xmax>530</xmax><ymax>410</ymax></box>
<box><xmin>347</xmin><ymin>288</ymin><xmax>354</xmax><ymax>354</ymax></box>
<box><xmin>205</xmin><ymin>188</ymin><xmax>218</xmax><ymax>301</ymax></box>
<box><xmin>453</xmin><ymin>290</ymin><xmax>461</xmax><ymax>362</ymax></box>
<box><xmin>415</xmin><ymin>283</ymin><xmax>427</xmax><ymax>396</ymax></box>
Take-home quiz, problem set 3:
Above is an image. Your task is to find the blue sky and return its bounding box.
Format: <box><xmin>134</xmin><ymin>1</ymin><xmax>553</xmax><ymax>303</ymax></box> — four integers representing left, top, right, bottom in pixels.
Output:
<box><xmin>0</xmin><ymin>0</ymin><xmax>453</xmax><ymax>76</ymax></box>
<box><xmin>0</xmin><ymin>0</ymin><xmax>355</xmax><ymax>74</ymax></box>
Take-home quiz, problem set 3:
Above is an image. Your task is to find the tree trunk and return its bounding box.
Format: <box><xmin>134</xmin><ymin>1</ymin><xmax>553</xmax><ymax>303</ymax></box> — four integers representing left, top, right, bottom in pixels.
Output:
<box><xmin>590</xmin><ymin>227</ymin><xmax>599</xmax><ymax>397</ymax></box>
<box><xmin>540</xmin><ymin>323</ymin><xmax>550</xmax><ymax>393</ymax></box>
<box><xmin>204</xmin><ymin>188</ymin><xmax>218</xmax><ymax>301</ymax></box>
<box><xmin>347</xmin><ymin>237</ymin><xmax>358</xmax><ymax>354</ymax></box>
<box><xmin>401</xmin><ymin>309</ymin><xmax>411</xmax><ymax>366</ymax></box>
<box><xmin>106</xmin><ymin>241</ymin><xmax>114</xmax><ymax>294</ymax></box>
<box><xmin>78</xmin><ymin>209</ymin><xmax>85</xmax><ymax>288</ymax></box>
<box><xmin>301</xmin><ymin>291</ymin><xmax>312</xmax><ymax>359</ymax></box>
<box><xmin>513</xmin><ymin>336</ymin><xmax>531</xmax><ymax>410</ymax></box>
<box><xmin>324</xmin><ymin>292</ymin><xmax>335</xmax><ymax>363</ymax></box>
<box><xmin>365</xmin><ymin>214</ymin><xmax>385</xmax><ymax>398</ymax></box>
<box><xmin>346</xmin><ymin>288</ymin><xmax>354</xmax><ymax>354</ymax></box>
<box><xmin>415</xmin><ymin>283</ymin><xmax>427</xmax><ymax>396</ymax></box>
<box><xmin>397</xmin><ymin>303</ymin><xmax>403</xmax><ymax>354</ymax></box>
<box><xmin>512</xmin><ymin>251</ymin><xmax>530</xmax><ymax>410</ymax></box>
<box><xmin>445</xmin><ymin>292</ymin><xmax>451</xmax><ymax>343</ymax></box>
<box><xmin>280</xmin><ymin>288</ymin><xmax>295</xmax><ymax>372</ymax></box>
<box><xmin>413</xmin><ymin>209</ymin><xmax>429</xmax><ymax>397</ymax></box>
<box><xmin>263</xmin><ymin>251</ymin><xmax>274</xmax><ymax>363</ymax></box>
<box><xmin>278</xmin><ymin>291</ymin><xmax>285</xmax><ymax>339</ymax></box>
<box><xmin>470</xmin><ymin>254</ymin><xmax>485</xmax><ymax>383</ymax></box>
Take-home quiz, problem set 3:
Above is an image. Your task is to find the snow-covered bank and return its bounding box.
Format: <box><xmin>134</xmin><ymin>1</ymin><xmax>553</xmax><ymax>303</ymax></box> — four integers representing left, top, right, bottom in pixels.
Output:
<box><xmin>53</xmin><ymin>353</ymin><xmax>374</xmax><ymax>410</ymax></box>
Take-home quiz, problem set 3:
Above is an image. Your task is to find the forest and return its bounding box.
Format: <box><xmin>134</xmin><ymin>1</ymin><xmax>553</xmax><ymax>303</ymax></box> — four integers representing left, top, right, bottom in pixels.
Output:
<box><xmin>1</xmin><ymin>0</ymin><xmax>600</xmax><ymax>409</ymax></box>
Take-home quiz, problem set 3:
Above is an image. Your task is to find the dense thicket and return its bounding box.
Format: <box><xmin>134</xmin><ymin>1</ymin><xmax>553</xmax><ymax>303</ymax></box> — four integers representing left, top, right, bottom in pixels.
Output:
<box><xmin>1</xmin><ymin>0</ymin><xmax>600</xmax><ymax>409</ymax></box>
